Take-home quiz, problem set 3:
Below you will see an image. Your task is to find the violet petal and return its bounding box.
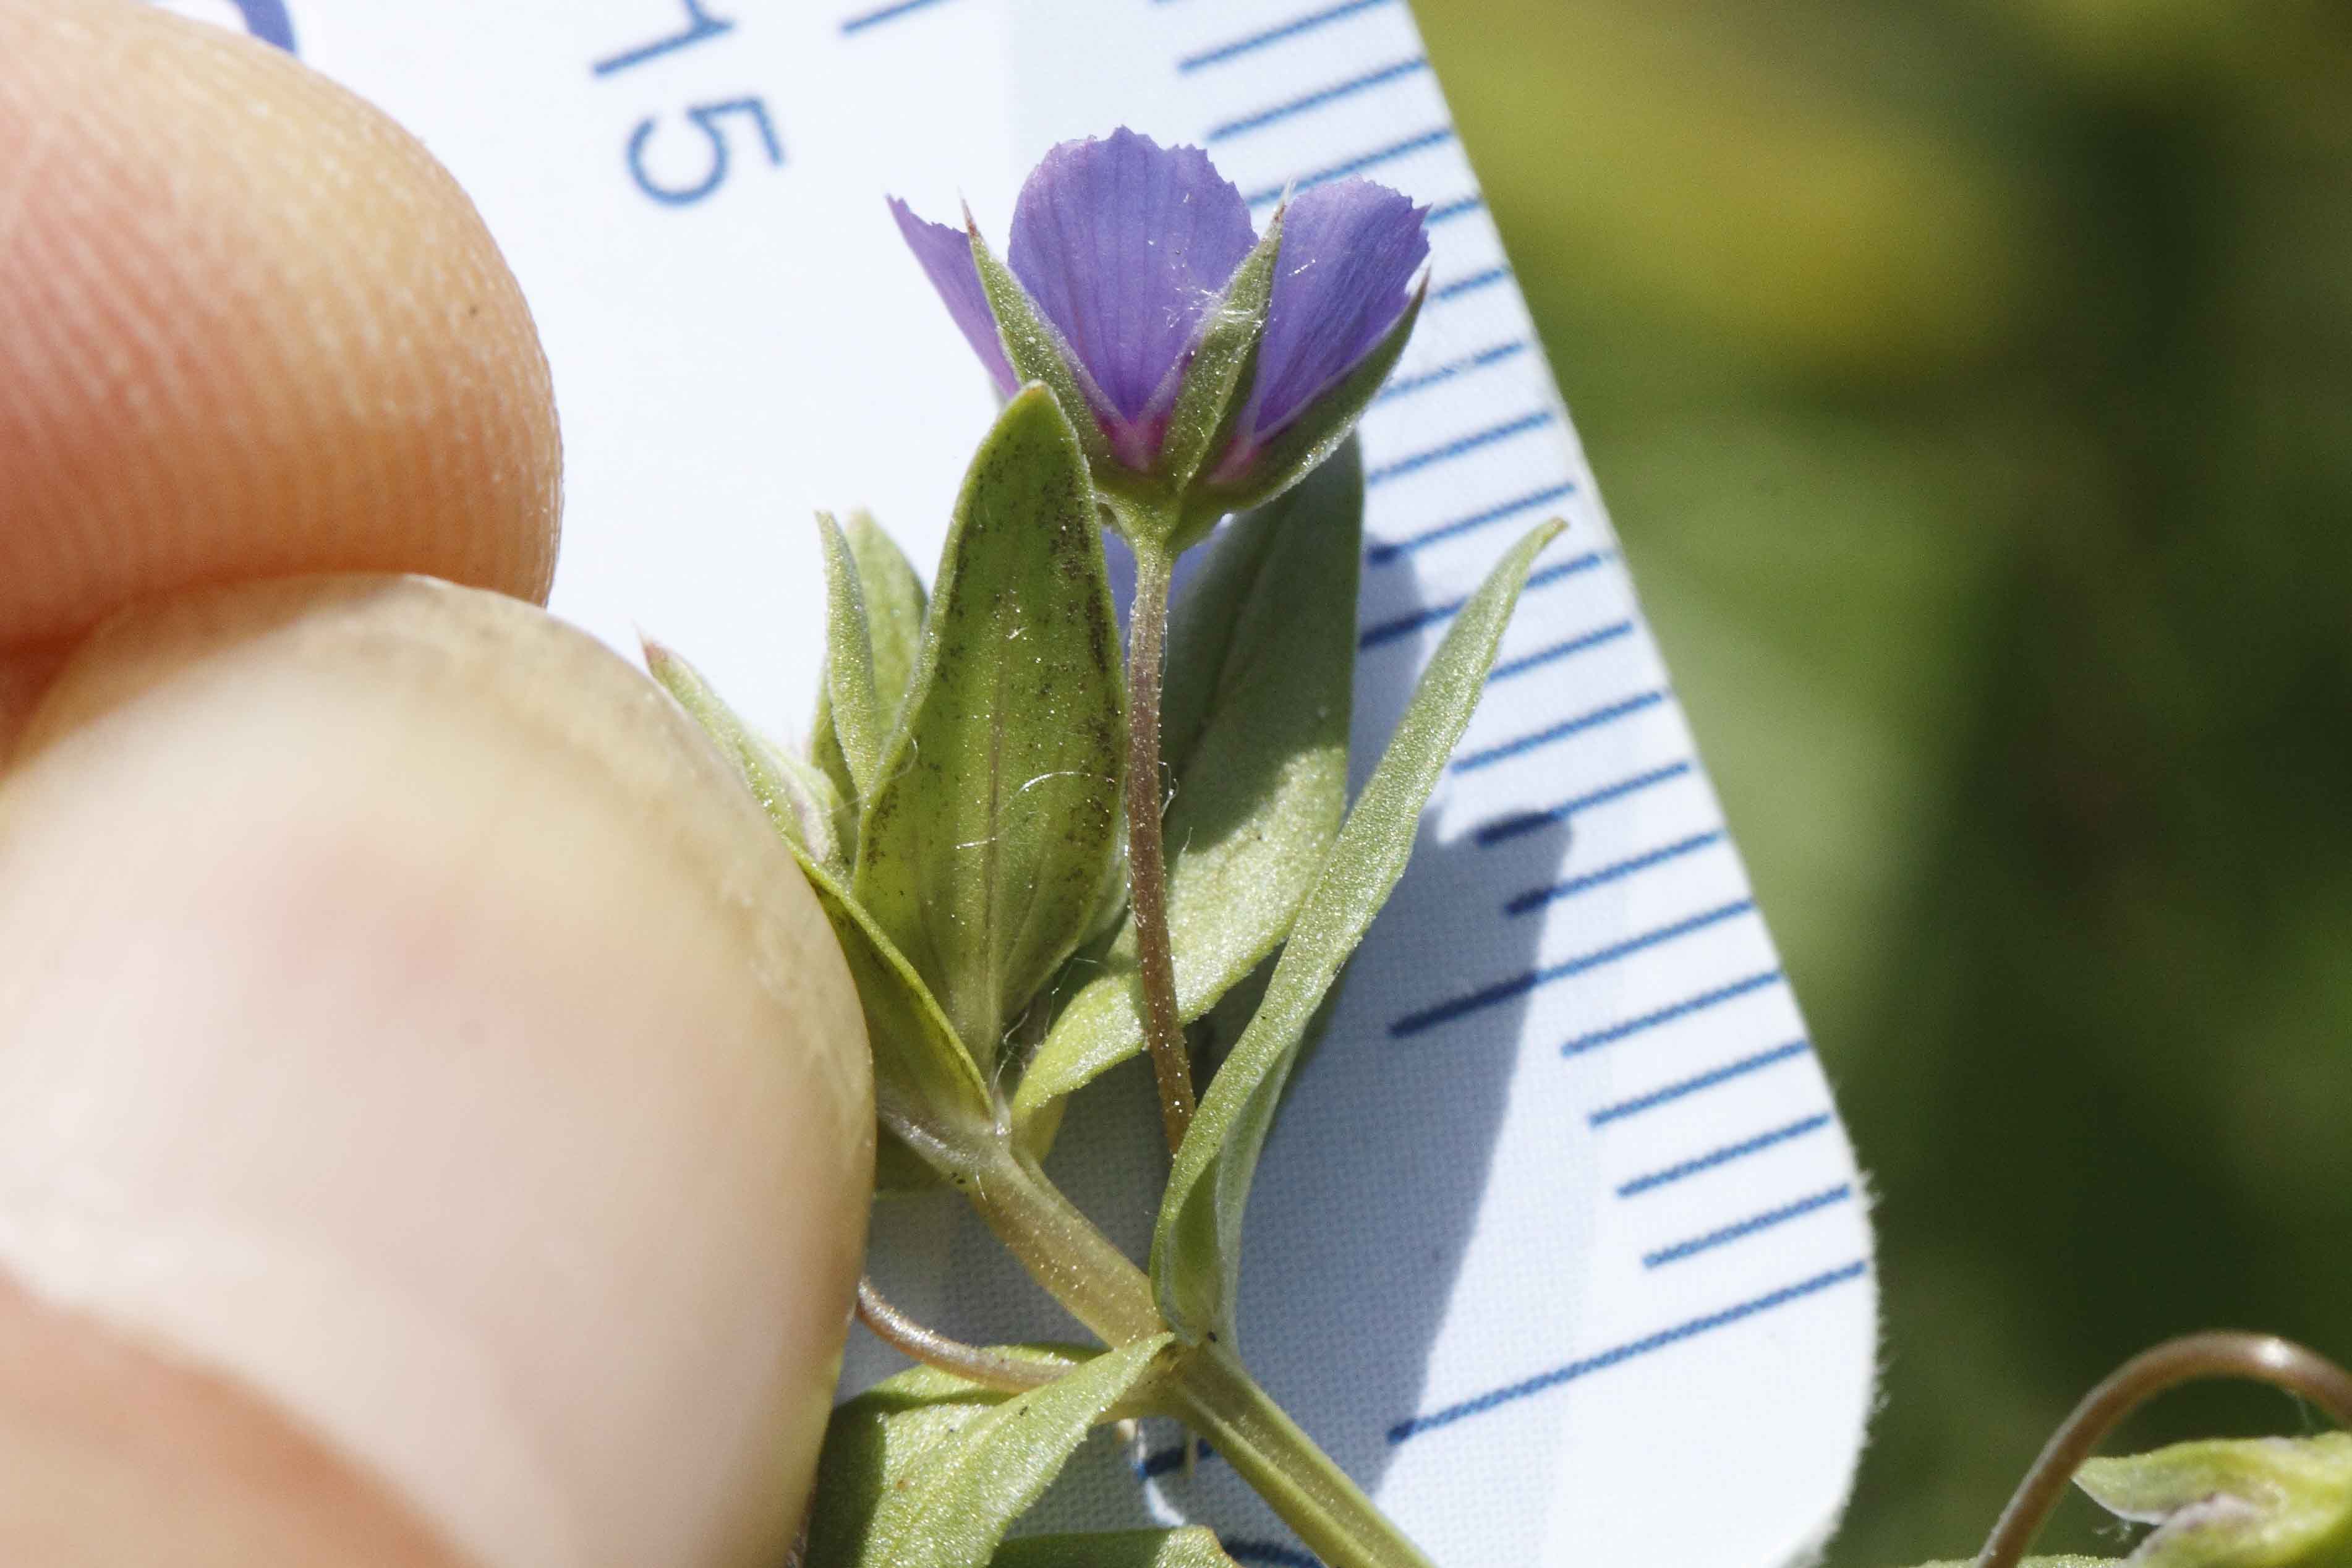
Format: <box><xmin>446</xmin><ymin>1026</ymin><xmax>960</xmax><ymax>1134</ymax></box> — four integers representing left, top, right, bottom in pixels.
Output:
<box><xmin>1237</xmin><ymin>180</ymin><xmax>1430</xmax><ymax>446</ymax></box>
<box><xmin>1007</xmin><ymin>129</ymin><xmax>1257</xmax><ymax>435</ymax></box>
<box><xmin>890</xmin><ymin>195</ymin><xmax>1018</xmax><ymax>397</ymax></box>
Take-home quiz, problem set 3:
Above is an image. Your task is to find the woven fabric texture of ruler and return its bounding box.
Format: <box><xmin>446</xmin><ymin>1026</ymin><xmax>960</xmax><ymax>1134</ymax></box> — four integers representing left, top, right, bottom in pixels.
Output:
<box><xmin>174</xmin><ymin>0</ymin><xmax>1880</xmax><ymax>1562</ymax></box>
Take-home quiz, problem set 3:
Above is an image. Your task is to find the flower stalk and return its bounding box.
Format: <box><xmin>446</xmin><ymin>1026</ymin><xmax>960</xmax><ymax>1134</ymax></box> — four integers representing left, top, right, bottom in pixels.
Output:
<box><xmin>1122</xmin><ymin>540</ymin><xmax>1195</xmax><ymax>1154</ymax></box>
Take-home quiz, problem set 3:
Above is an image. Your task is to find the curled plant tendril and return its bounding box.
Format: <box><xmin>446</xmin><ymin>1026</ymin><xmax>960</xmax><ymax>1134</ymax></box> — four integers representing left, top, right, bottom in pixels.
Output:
<box><xmin>1977</xmin><ymin>1332</ymin><xmax>2352</xmax><ymax>1568</ymax></box>
<box><xmin>853</xmin><ymin>1276</ymin><xmax>1064</xmax><ymax>1394</ymax></box>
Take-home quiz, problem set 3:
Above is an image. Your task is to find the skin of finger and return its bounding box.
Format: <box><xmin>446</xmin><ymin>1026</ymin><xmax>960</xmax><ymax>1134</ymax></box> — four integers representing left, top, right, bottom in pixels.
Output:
<box><xmin>0</xmin><ymin>576</ymin><xmax>874</xmax><ymax>1568</ymax></box>
<box><xmin>0</xmin><ymin>1275</ymin><xmax>474</xmax><ymax>1567</ymax></box>
<box><xmin>0</xmin><ymin>0</ymin><xmax>561</xmax><ymax>654</ymax></box>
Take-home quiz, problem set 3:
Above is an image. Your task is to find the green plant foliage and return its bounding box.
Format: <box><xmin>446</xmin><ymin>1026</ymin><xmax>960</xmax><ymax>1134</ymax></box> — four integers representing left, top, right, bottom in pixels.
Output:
<box><xmin>643</xmin><ymin>639</ymin><xmax>850</xmax><ymax>870</ymax></box>
<box><xmin>816</xmin><ymin>509</ymin><xmax>889</xmax><ymax>799</ymax></box>
<box><xmin>2077</xmin><ymin>1435</ymin><xmax>2352</xmax><ymax>1568</ymax></box>
<box><xmin>841</xmin><ymin>508</ymin><xmax>929</xmax><ymax>721</ymax></box>
<box><xmin>991</xmin><ymin>1528</ymin><xmax>1243</xmax><ymax>1567</ymax></box>
<box><xmin>1150</xmin><ymin>518</ymin><xmax>1566</xmax><ymax>1342</ymax></box>
<box><xmin>1013</xmin><ymin>443</ymin><xmax>1363</xmax><ymax>1146</ymax></box>
<box><xmin>795</xmin><ymin>848</ymin><xmax>991</xmax><ymax>1147</ymax></box>
<box><xmin>804</xmin><ymin>1337</ymin><xmax>1176</xmax><ymax>1568</ymax></box>
<box><xmin>1156</xmin><ymin>216</ymin><xmax>1282</xmax><ymax>520</ymax></box>
<box><xmin>1186</xmin><ymin>284</ymin><xmax>1424</xmax><ymax>531</ymax></box>
<box><xmin>853</xmin><ymin>386</ymin><xmax>1127</xmax><ymax>1072</ymax></box>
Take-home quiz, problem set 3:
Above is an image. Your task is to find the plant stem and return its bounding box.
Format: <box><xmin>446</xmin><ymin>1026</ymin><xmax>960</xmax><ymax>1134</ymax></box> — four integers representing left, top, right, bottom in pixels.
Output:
<box><xmin>1164</xmin><ymin>1343</ymin><xmax>1438</xmax><ymax>1568</ymax></box>
<box><xmin>1976</xmin><ymin>1331</ymin><xmax>2352</xmax><ymax>1568</ymax></box>
<box><xmin>854</xmin><ymin>1276</ymin><xmax>1065</xmax><ymax>1392</ymax></box>
<box><xmin>952</xmin><ymin>1136</ymin><xmax>1165</xmax><ymax>1347</ymax></box>
<box><xmin>1123</xmin><ymin>543</ymin><xmax>1194</xmax><ymax>1154</ymax></box>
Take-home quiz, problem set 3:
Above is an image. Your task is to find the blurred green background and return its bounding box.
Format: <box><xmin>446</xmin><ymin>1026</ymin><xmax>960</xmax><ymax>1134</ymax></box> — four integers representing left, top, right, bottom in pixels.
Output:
<box><xmin>1411</xmin><ymin>0</ymin><xmax>2352</xmax><ymax>1561</ymax></box>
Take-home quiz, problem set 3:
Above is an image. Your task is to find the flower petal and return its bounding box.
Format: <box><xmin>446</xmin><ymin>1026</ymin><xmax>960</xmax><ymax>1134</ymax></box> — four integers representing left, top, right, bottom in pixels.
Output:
<box><xmin>1007</xmin><ymin>129</ymin><xmax>1257</xmax><ymax>431</ymax></box>
<box><xmin>889</xmin><ymin>196</ymin><xmax>1018</xmax><ymax>397</ymax></box>
<box><xmin>1237</xmin><ymin>180</ymin><xmax>1429</xmax><ymax>445</ymax></box>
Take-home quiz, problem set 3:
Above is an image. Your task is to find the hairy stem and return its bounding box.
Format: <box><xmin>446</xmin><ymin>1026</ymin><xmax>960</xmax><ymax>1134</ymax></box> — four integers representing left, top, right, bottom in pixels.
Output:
<box><xmin>1123</xmin><ymin>543</ymin><xmax>1193</xmax><ymax>1154</ymax></box>
<box><xmin>1164</xmin><ymin>1343</ymin><xmax>1438</xmax><ymax>1568</ymax></box>
<box><xmin>945</xmin><ymin>1135</ymin><xmax>1165</xmax><ymax>1347</ymax></box>
<box><xmin>854</xmin><ymin>1276</ymin><xmax>1065</xmax><ymax>1392</ymax></box>
<box><xmin>1977</xmin><ymin>1331</ymin><xmax>2352</xmax><ymax>1568</ymax></box>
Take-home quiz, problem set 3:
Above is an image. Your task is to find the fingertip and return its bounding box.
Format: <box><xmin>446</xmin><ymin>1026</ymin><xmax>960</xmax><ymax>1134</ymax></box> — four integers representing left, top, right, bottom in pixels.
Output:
<box><xmin>0</xmin><ymin>0</ymin><xmax>561</xmax><ymax>646</ymax></box>
<box><xmin>0</xmin><ymin>576</ymin><xmax>872</xmax><ymax>1568</ymax></box>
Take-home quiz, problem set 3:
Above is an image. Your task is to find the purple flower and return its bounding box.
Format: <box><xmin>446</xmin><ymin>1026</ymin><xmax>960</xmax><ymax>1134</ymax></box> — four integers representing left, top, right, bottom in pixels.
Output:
<box><xmin>891</xmin><ymin>129</ymin><xmax>1428</xmax><ymax>535</ymax></box>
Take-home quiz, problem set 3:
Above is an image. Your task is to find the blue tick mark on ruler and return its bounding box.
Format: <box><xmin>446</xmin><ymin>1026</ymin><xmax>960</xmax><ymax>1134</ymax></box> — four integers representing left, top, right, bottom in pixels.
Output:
<box><xmin>1487</xmin><ymin>618</ymin><xmax>1634</xmax><ymax>684</ymax></box>
<box><xmin>1566</xmin><ymin>971</ymin><xmax>1786</xmax><ymax>1061</ymax></box>
<box><xmin>1618</xmin><ymin>1113</ymin><xmax>1833</xmax><ymax>1196</ymax></box>
<box><xmin>1504</xmin><ymin>830</ymin><xmax>1724</xmax><ymax>916</ymax></box>
<box><xmin>1588</xmin><ymin>1036</ymin><xmax>1809</xmax><ymax>1123</ymax></box>
<box><xmin>1366</xmin><ymin>479</ymin><xmax>1575</xmax><ymax>566</ymax></box>
<box><xmin>840</xmin><ymin>0</ymin><xmax>953</xmax><ymax>35</ymax></box>
<box><xmin>1365</xmin><ymin>409</ymin><xmax>1554</xmax><ymax>488</ymax></box>
<box><xmin>1390</xmin><ymin>899</ymin><xmax>1755</xmax><ymax>1036</ymax></box>
<box><xmin>1386</xmin><ymin>1261</ymin><xmax>1870</xmax><ymax>1442</ymax></box>
<box><xmin>1477</xmin><ymin>760</ymin><xmax>1692</xmax><ymax>846</ymax></box>
<box><xmin>1451</xmin><ymin>688</ymin><xmax>1664</xmax><ymax>772</ymax></box>
<box><xmin>1644</xmin><ymin>1184</ymin><xmax>1856</xmax><ymax>1268</ymax></box>
<box><xmin>1358</xmin><ymin>549</ymin><xmax>1611</xmax><ymax>649</ymax></box>
<box><xmin>1244</xmin><ymin>128</ymin><xmax>1456</xmax><ymax>207</ymax></box>
<box><xmin>1178</xmin><ymin>0</ymin><xmax>1398</xmax><ymax>72</ymax></box>
<box><xmin>1208</xmin><ymin>57</ymin><xmax>1431</xmax><ymax>141</ymax></box>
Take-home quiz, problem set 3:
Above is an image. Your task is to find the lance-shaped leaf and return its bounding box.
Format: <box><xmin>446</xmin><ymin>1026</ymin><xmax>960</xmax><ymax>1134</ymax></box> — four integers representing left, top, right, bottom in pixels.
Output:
<box><xmin>842</xmin><ymin>508</ymin><xmax>930</xmax><ymax>721</ymax></box>
<box><xmin>1150</xmin><ymin>519</ymin><xmax>1566</xmax><ymax>1342</ymax></box>
<box><xmin>993</xmin><ymin>1530</ymin><xmax>1242</xmax><ymax>1567</ymax></box>
<box><xmin>854</xmin><ymin>386</ymin><xmax>1127</xmax><ymax>1073</ymax></box>
<box><xmin>1012</xmin><ymin>444</ymin><xmax>1361</xmax><ymax>1148</ymax></box>
<box><xmin>817</xmin><ymin>510</ymin><xmax>889</xmax><ymax>799</ymax></box>
<box><xmin>796</xmin><ymin>848</ymin><xmax>992</xmax><ymax>1148</ymax></box>
<box><xmin>642</xmin><ymin>639</ymin><xmax>851</xmax><ymax>872</ymax></box>
<box><xmin>969</xmin><ymin>231</ymin><xmax>1118</xmax><ymax>478</ymax></box>
<box><xmin>804</xmin><ymin>1336</ymin><xmax>1175</xmax><ymax>1568</ymax></box>
<box><xmin>2076</xmin><ymin>1434</ymin><xmax>2352</xmax><ymax>1568</ymax></box>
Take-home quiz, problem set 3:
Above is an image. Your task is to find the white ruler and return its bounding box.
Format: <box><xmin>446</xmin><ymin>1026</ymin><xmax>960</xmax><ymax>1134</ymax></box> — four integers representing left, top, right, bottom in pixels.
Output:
<box><xmin>161</xmin><ymin>4</ymin><xmax>1879</xmax><ymax>1564</ymax></box>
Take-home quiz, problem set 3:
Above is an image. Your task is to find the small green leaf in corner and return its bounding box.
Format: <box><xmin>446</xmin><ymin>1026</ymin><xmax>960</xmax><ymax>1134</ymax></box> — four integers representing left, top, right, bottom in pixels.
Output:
<box><xmin>804</xmin><ymin>1336</ymin><xmax>1176</xmax><ymax>1568</ymax></box>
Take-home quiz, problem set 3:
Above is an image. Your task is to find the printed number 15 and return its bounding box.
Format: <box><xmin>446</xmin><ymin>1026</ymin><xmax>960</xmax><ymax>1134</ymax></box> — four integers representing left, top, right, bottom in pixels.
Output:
<box><xmin>626</xmin><ymin>97</ymin><xmax>783</xmax><ymax>207</ymax></box>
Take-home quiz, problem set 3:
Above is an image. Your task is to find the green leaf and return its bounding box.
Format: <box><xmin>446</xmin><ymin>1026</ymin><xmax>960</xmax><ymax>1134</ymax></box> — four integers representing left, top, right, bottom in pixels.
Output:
<box><xmin>795</xmin><ymin>847</ymin><xmax>992</xmax><ymax>1148</ymax></box>
<box><xmin>642</xmin><ymin>639</ymin><xmax>850</xmax><ymax>872</ymax></box>
<box><xmin>1157</xmin><ymin>215</ymin><xmax>1284</xmax><ymax>523</ymax></box>
<box><xmin>2076</xmin><ymin>1434</ymin><xmax>2352</xmax><ymax>1568</ymax></box>
<box><xmin>1906</xmin><ymin>1559</ymin><xmax>2113</xmax><ymax>1567</ymax></box>
<box><xmin>818</xmin><ymin>510</ymin><xmax>889</xmax><ymax>799</ymax></box>
<box><xmin>1012</xmin><ymin>443</ymin><xmax>1363</xmax><ymax>1148</ymax></box>
<box><xmin>804</xmin><ymin>1336</ymin><xmax>1176</xmax><ymax>1568</ymax></box>
<box><xmin>854</xmin><ymin>386</ymin><xmax>1127</xmax><ymax>1073</ymax></box>
<box><xmin>992</xmin><ymin>1529</ymin><xmax>1242</xmax><ymax>1567</ymax></box>
<box><xmin>1186</xmin><ymin>280</ymin><xmax>1427</xmax><ymax>536</ymax></box>
<box><xmin>1149</xmin><ymin>519</ymin><xmax>1567</xmax><ymax>1342</ymax></box>
<box><xmin>842</xmin><ymin>508</ymin><xmax>930</xmax><ymax>722</ymax></box>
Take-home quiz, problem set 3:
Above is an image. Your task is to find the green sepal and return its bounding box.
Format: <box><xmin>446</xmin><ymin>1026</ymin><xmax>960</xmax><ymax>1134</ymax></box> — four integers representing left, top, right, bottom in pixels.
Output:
<box><xmin>1183</xmin><ymin>276</ymin><xmax>1428</xmax><ymax>535</ymax></box>
<box><xmin>991</xmin><ymin>1529</ymin><xmax>1243</xmax><ymax>1567</ymax></box>
<box><xmin>968</xmin><ymin>222</ymin><xmax>1115</xmax><ymax>473</ymax></box>
<box><xmin>803</xmin><ymin>1336</ymin><xmax>1177</xmax><ymax>1568</ymax></box>
<box><xmin>818</xmin><ymin>510</ymin><xmax>889</xmax><ymax>799</ymax></box>
<box><xmin>1149</xmin><ymin>211</ymin><xmax>1284</xmax><ymax>548</ymax></box>
<box><xmin>1149</xmin><ymin>519</ymin><xmax>1567</xmax><ymax>1342</ymax></box>
<box><xmin>1011</xmin><ymin>443</ymin><xmax>1363</xmax><ymax>1150</ymax></box>
<box><xmin>793</xmin><ymin>845</ymin><xmax>993</xmax><ymax>1149</ymax></box>
<box><xmin>641</xmin><ymin>638</ymin><xmax>850</xmax><ymax>874</ymax></box>
<box><xmin>2077</xmin><ymin>1434</ymin><xmax>2352</xmax><ymax>1568</ymax></box>
<box><xmin>854</xmin><ymin>386</ymin><xmax>1128</xmax><ymax>1074</ymax></box>
<box><xmin>840</xmin><ymin>508</ymin><xmax>929</xmax><ymax>721</ymax></box>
